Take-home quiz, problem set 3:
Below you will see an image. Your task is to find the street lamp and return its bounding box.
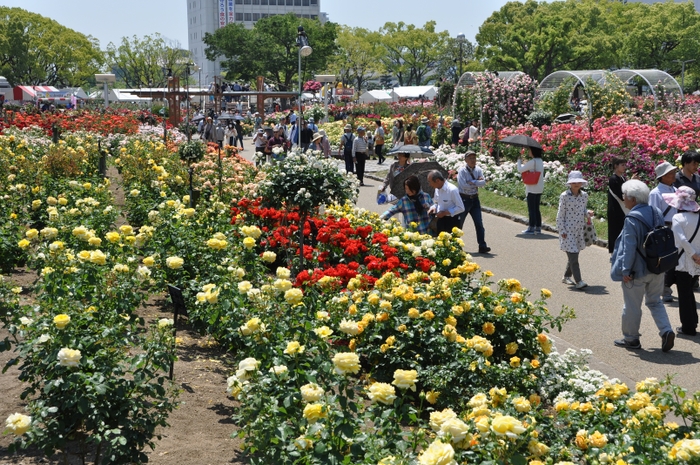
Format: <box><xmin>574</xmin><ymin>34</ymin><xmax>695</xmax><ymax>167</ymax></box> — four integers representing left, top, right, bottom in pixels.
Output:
<box><xmin>184</xmin><ymin>62</ymin><xmax>196</xmax><ymax>142</ymax></box>
<box><xmin>162</xmin><ymin>67</ymin><xmax>172</xmax><ymax>144</ymax></box>
<box><xmin>297</xmin><ymin>25</ymin><xmax>312</xmax><ymax>145</ymax></box>
<box><xmin>673</xmin><ymin>59</ymin><xmax>695</xmax><ymax>97</ymax></box>
<box><xmin>456</xmin><ymin>33</ymin><xmax>466</xmax><ymax>84</ymax></box>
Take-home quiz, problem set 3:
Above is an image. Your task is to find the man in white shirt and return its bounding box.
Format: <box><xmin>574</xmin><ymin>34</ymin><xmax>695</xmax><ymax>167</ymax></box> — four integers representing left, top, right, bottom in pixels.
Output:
<box><xmin>428</xmin><ymin>170</ymin><xmax>464</xmax><ymax>234</ymax></box>
<box><xmin>649</xmin><ymin>161</ymin><xmax>678</xmax><ymax>302</ymax></box>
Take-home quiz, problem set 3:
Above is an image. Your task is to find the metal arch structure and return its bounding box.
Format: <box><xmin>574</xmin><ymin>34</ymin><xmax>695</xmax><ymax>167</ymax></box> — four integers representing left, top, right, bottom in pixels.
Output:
<box><xmin>607</xmin><ymin>69</ymin><xmax>683</xmax><ymax>109</ymax></box>
<box><xmin>537</xmin><ymin>70</ymin><xmax>607</xmax><ymax>97</ymax></box>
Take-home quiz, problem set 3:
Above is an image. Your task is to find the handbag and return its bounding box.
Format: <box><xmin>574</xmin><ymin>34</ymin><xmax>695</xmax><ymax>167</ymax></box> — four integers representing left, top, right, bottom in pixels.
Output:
<box><xmin>583</xmin><ymin>214</ymin><xmax>598</xmax><ymax>247</ymax></box>
<box><xmin>521</xmin><ymin>158</ymin><xmax>541</xmax><ymax>185</ymax></box>
<box><xmin>428</xmin><ymin>215</ymin><xmax>438</xmax><ymax>233</ymax></box>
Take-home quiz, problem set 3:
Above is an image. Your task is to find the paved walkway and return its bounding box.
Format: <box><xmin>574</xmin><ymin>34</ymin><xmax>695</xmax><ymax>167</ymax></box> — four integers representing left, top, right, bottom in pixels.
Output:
<box><xmin>235</xmin><ymin>139</ymin><xmax>700</xmax><ymax>394</ymax></box>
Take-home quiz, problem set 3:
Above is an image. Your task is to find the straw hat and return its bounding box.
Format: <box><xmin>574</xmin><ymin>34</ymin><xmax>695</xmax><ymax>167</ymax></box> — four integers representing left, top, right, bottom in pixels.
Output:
<box><xmin>421</xmin><ymin>116</ymin><xmax>429</xmax><ymax>123</ymax></box>
<box><xmin>312</xmin><ymin>132</ymin><xmax>323</xmax><ymax>142</ymax></box>
<box><xmin>344</xmin><ymin>124</ymin><xmax>352</xmax><ymax>130</ymax></box>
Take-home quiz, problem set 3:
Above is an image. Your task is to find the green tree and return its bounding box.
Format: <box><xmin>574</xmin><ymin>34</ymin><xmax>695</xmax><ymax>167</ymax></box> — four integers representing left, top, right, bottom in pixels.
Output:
<box><xmin>0</xmin><ymin>7</ymin><xmax>103</xmax><ymax>87</ymax></box>
<box><xmin>379</xmin><ymin>21</ymin><xmax>450</xmax><ymax>86</ymax></box>
<box><xmin>105</xmin><ymin>34</ymin><xmax>192</xmax><ymax>88</ymax></box>
<box><xmin>204</xmin><ymin>13</ymin><xmax>338</xmax><ymax>94</ymax></box>
<box><xmin>476</xmin><ymin>0</ymin><xmax>625</xmax><ymax>81</ymax></box>
<box><xmin>331</xmin><ymin>26</ymin><xmax>383</xmax><ymax>92</ymax></box>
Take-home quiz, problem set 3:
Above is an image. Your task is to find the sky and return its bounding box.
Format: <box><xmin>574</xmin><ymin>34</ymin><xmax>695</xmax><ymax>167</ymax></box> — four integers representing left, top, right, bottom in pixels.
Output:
<box><xmin>2</xmin><ymin>0</ymin><xmax>517</xmax><ymax>49</ymax></box>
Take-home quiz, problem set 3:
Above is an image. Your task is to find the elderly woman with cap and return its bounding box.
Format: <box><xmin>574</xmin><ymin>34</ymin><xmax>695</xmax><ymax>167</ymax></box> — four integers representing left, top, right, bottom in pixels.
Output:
<box><xmin>666</xmin><ymin>186</ymin><xmax>700</xmax><ymax>336</ymax></box>
<box><xmin>338</xmin><ymin>124</ymin><xmax>355</xmax><ymax>174</ymax></box>
<box><xmin>317</xmin><ymin>129</ymin><xmax>331</xmax><ymax>157</ymax></box>
<box><xmin>253</xmin><ymin>128</ymin><xmax>267</xmax><ymax>165</ymax></box>
<box><xmin>557</xmin><ymin>170</ymin><xmax>591</xmax><ymax>289</ymax></box>
<box><xmin>352</xmin><ymin>126</ymin><xmax>370</xmax><ymax>186</ymax></box>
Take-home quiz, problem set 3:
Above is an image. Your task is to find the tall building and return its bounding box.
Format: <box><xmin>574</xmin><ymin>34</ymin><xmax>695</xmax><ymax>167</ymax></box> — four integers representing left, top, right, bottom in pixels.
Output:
<box><xmin>187</xmin><ymin>0</ymin><xmax>324</xmax><ymax>88</ymax></box>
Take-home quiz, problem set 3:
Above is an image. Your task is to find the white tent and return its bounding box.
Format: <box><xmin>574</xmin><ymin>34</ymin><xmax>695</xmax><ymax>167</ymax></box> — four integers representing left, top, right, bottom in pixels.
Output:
<box><xmin>390</xmin><ymin>85</ymin><xmax>437</xmax><ymax>100</ymax></box>
<box><xmin>358</xmin><ymin>90</ymin><xmax>394</xmax><ymax>104</ymax></box>
<box><xmin>88</xmin><ymin>89</ymin><xmax>152</xmax><ymax>103</ymax></box>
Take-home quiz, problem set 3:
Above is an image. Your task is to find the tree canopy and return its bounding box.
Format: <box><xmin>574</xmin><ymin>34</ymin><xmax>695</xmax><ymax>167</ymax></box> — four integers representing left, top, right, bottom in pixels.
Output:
<box><xmin>105</xmin><ymin>34</ymin><xmax>192</xmax><ymax>88</ymax></box>
<box><xmin>0</xmin><ymin>7</ymin><xmax>103</xmax><ymax>87</ymax></box>
<box><xmin>203</xmin><ymin>13</ymin><xmax>338</xmax><ymax>92</ymax></box>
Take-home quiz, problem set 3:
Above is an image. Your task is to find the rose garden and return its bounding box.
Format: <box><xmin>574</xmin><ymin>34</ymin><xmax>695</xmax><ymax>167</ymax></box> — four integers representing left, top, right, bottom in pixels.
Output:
<box><xmin>2</xmin><ymin>76</ymin><xmax>700</xmax><ymax>464</ymax></box>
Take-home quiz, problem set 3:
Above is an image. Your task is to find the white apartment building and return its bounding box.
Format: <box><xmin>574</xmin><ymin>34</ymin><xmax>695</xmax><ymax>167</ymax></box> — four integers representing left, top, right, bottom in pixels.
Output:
<box><xmin>186</xmin><ymin>0</ymin><xmax>325</xmax><ymax>87</ymax></box>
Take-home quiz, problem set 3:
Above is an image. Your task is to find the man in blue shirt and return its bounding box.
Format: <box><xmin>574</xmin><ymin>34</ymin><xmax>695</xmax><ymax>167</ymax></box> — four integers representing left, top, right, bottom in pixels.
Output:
<box><xmin>457</xmin><ymin>151</ymin><xmax>490</xmax><ymax>253</ymax></box>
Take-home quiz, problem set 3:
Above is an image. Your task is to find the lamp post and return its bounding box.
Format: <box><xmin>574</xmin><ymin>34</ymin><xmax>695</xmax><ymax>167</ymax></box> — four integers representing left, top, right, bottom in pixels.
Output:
<box><xmin>297</xmin><ymin>25</ymin><xmax>312</xmax><ymax>145</ymax></box>
<box><xmin>673</xmin><ymin>59</ymin><xmax>695</xmax><ymax>97</ymax></box>
<box><xmin>184</xmin><ymin>62</ymin><xmax>196</xmax><ymax>142</ymax></box>
<box><xmin>456</xmin><ymin>32</ymin><xmax>466</xmax><ymax>84</ymax></box>
<box><xmin>163</xmin><ymin>67</ymin><xmax>172</xmax><ymax>144</ymax></box>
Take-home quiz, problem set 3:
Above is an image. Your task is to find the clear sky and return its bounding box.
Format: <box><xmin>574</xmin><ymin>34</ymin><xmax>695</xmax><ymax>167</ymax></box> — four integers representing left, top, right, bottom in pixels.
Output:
<box><xmin>2</xmin><ymin>0</ymin><xmax>516</xmax><ymax>49</ymax></box>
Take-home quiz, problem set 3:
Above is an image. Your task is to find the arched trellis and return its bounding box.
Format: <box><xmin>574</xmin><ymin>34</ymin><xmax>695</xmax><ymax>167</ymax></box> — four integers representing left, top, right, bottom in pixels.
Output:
<box><xmin>537</xmin><ymin>69</ymin><xmax>683</xmax><ymax>113</ymax></box>
<box><xmin>452</xmin><ymin>71</ymin><xmax>526</xmax><ymax>110</ymax></box>
<box><xmin>606</xmin><ymin>69</ymin><xmax>683</xmax><ymax>109</ymax></box>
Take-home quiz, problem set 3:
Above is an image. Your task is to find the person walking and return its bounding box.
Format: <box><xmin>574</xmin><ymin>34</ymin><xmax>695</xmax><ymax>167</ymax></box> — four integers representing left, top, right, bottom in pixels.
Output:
<box><xmin>450</xmin><ymin>118</ymin><xmax>462</xmax><ymax>146</ymax></box>
<box><xmin>214</xmin><ymin>121</ymin><xmax>225</xmax><ymax>149</ymax></box>
<box><xmin>517</xmin><ymin>146</ymin><xmax>545</xmax><ymax>234</ymax></box>
<box><xmin>203</xmin><ymin>117</ymin><xmax>215</xmax><ymax>143</ymax></box>
<box><xmin>457</xmin><ymin>151</ymin><xmax>490</xmax><ymax>254</ymax></box>
<box><xmin>416</xmin><ymin>117</ymin><xmax>432</xmax><ymax>148</ymax></box>
<box><xmin>607</xmin><ymin>157</ymin><xmax>628</xmax><ymax>253</ymax></box>
<box><xmin>392</xmin><ymin>119</ymin><xmax>405</xmax><ymax>148</ymax></box>
<box><xmin>610</xmin><ymin>179</ymin><xmax>675</xmax><ymax>352</ymax></box>
<box><xmin>380</xmin><ymin>175</ymin><xmax>433</xmax><ymax>234</ymax></box>
<box><xmin>338</xmin><ymin>124</ymin><xmax>355</xmax><ymax>174</ymax></box>
<box><xmin>253</xmin><ymin>128</ymin><xmax>267</xmax><ymax>165</ymax></box>
<box><xmin>674</xmin><ymin>150</ymin><xmax>700</xmax><ymax>196</ymax></box>
<box><xmin>225</xmin><ymin>123</ymin><xmax>237</xmax><ymax>147</ymax></box>
<box><xmin>299</xmin><ymin>120</ymin><xmax>313</xmax><ymax>152</ymax></box>
<box><xmin>352</xmin><ymin>126</ymin><xmax>370</xmax><ymax>186</ymax></box>
<box><xmin>374</xmin><ymin>120</ymin><xmax>386</xmax><ymax>164</ymax></box>
<box><xmin>403</xmin><ymin>124</ymin><xmax>417</xmax><ymax>146</ymax></box>
<box><xmin>557</xmin><ymin>171</ymin><xmax>590</xmax><ymax>289</ymax></box>
<box><xmin>235</xmin><ymin>119</ymin><xmax>244</xmax><ymax>149</ymax></box>
<box><xmin>665</xmin><ymin>186</ymin><xmax>700</xmax><ymax>337</ymax></box>
<box><xmin>427</xmin><ymin>170</ymin><xmax>464</xmax><ymax>235</ymax></box>
<box><xmin>649</xmin><ymin>161</ymin><xmax>678</xmax><ymax>302</ymax></box>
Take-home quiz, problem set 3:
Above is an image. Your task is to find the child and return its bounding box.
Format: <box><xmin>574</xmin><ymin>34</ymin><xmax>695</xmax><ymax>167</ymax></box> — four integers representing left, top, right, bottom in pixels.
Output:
<box><xmin>557</xmin><ymin>170</ymin><xmax>591</xmax><ymax>289</ymax></box>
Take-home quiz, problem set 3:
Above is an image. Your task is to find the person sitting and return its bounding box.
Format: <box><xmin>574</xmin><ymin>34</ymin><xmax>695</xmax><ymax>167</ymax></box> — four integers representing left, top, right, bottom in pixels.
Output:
<box><xmin>380</xmin><ymin>175</ymin><xmax>433</xmax><ymax>234</ymax></box>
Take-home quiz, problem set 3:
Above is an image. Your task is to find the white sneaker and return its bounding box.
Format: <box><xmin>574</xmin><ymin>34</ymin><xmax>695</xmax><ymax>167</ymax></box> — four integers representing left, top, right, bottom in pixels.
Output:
<box><xmin>575</xmin><ymin>280</ymin><xmax>588</xmax><ymax>289</ymax></box>
<box><xmin>562</xmin><ymin>277</ymin><xmax>575</xmax><ymax>285</ymax></box>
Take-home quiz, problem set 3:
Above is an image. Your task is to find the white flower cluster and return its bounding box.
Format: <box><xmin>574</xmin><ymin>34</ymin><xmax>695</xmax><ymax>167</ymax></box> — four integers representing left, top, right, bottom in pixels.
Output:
<box><xmin>537</xmin><ymin>349</ymin><xmax>616</xmax><ymax>403</ymax></box>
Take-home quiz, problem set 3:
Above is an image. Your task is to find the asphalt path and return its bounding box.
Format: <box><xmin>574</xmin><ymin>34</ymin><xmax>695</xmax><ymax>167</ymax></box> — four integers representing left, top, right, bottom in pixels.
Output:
<box><xmin>235</xmin><ymin>139</ymin><xmax>700</xmax><ymax>394</ymax></box>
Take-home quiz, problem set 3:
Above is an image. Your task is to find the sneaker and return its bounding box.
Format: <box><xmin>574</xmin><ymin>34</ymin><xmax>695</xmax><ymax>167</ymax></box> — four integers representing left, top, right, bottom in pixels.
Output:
<box><xmin>663</xmin><ymin>294</ymin><xmax>673</xmax><ymax>303</ymax></box>
<box><xmin>614</xmin><ymin>338</ymin><xmax>642</xmax><ymax>349</ymax></box>
<box><xmin>575</xmin><ymin>280</ymin><xmax>588</xmax><ymax>289</ymax></box>
<box><xmin>521</xmin><ymin>229</ymin><xmax>535</xmax><ymax>235</ymax></box>
<box><xmin>676</xmin><ymin>326</ymin><xmax>696</xmax><ymax>336</ymax></box>
<box><xmin>534</xmin><ymin>228</ymin><xmax>542</xmax><ymax>235</ymax></box>
<box><xmin>478</xmin><ymin>247</ymin><xmax>491</xmax><ymax>254</ymax></box>
<box><xmin>562</xmin><ymin>277</ymin><xmax>575</xmax><ymax>285</ymax></box>
<box><xmin>661</xmin><ymin>331</ymin><xmax>675</xmax><ymax>352</ymax></box>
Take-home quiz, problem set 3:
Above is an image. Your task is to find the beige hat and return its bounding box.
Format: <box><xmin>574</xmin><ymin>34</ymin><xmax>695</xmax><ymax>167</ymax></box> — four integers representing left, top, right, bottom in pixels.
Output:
<box><xmin>344</xmin><ymin>124</ymin><xmax>352</xmax><ymax>130</ymax></box>
<box><xmin>421</xmin><ymin>116</ymin><xmax>429</xmax><ymax>123</ymax></box>
<box><xmin>655</xmin><ymin>161</ymin><xmax>678</xmax><ymax>179</ymax></box>
<box><xmin>312</xmin><ymin>132</ymin><xmax>323</xmax><ymax>142</ymax></box>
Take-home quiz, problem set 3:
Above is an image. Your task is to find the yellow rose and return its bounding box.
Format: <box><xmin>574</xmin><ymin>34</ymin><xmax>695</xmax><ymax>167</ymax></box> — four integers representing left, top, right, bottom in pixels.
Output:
<box><xmin>4</xmin><ymin>413</ymin><xmax>31</xmax><ymax>435</ymax></box>
<box><xmin>57</xmin><ymin>348</ymin><xmax>81</xmax><ymax>367</ymax></box>
<box><xmin>166</xmin><ymin>256</ymin><xmax>184</xmax><ymax>269</ymax></box>
<box><xmin>429</xmin><ymin>408</ymin><xmax>457</xmax><ymax>432</ymax></box>
<box><xmin>421</xmin><ymin>310</ymin><xmax>435</xmax><ymax>320</ymax></box>
<box><xmin>505</xmin><ymin>342</ymin><xmax>518</xmax><ymax>355</ymax></box>
<box><xmin>418</xmin><ymin>440</ymin><xmax>455</xmax><ymax>465</ymax></box>
<box><xmin>18</xmin><ymin>239</ymin><xmax>31</xmax><ymax>249</ymax></box>
<box><xmin>242</xmin><ymin>237</ymin><xmax>256</xmax><ymax>249</ymax></box>
<box><xmin>119</xmin><ymin>225</ymin><xmax>134</xmax><ymax>235</ymax></box>
<box><xmin>408</xmin><ymin>308</ymin><xmax>420</xmax><ymax>318</ymax></box>
<box><xmin>314</xmin><ymin>326</ymin><xmax>334</xmax><ymax>338</ymax></box>
<box><xmin>77</xmin><ymin>250</ymin><xmax>91</xmax><ymax>261</ymax></box>
<box><xmin>575</xmin><ymin>430</ymin><xmax>589</xmax><ymax>450</ymax></box>
<box><xmin>88</xmin><ymin>237</ymin><xmax>102</xmax><ymax>247</ymax></box>
<box><xmin>510</xmin><ymin>356</ymin><xmax>521</xmax><ymax>368</ymax></box>
<box><xmin>589</xmin><ymin>430</ymin><xmax>608</xmax><ymax>448</ymax></box>
<box><xmin>105</xmin><ymin>231</ymin><xmax>120</xmax><ymax>243</ymax></box>
<box><xmin>482</xmin><ymin>322</ymin><xmax>495</xmax><ymax>335</ymax></box>
<box><xmin>276</xmin><ymin>267</ymin><xmax>291</xmax><ymax>279</ymax></box>
<box><xmin>491</xmin><ymin>415</ymin><xmax>526</xmax><ymax>438</ymax></box>
<box><xmin>25</xmin><ymin>228</ymin><xmax>39</xmax><ymax>240</ymax></box>
<box><xmin>238</xmin><ymin>281</ymin><xmax>252</xmax><ymax>293</ymax></box>
<box><xmin>440</xmin><ymin>417</ymin><xmax>469</xmax><ymax>443</ymax></box>
<box><xmin>53</xmin><ymin>314</ymin><xmax>71</xmax><ymax>329</ymax></box>
<box><xmin>367</xmin><ymin>382</ymin><xmax>396</xmax><ymax>405</ymax></box>
<box><xmin>261</xmin><ymin>251</ymin><xmax>276</xmax><ymax>263</ymax></box>
<box><xmin>332</xmin><ymin>352</ymin><xmax>360</xmax><ymax>375</ymax></box>
<box><xmin>300</xmin><ymin>383</ymin><xmax>324</xmax><ymax>403</ymax></box>
<box><xmin>284</xmin><ymin>288</ymin><xmax>303</xmax><ymax>305</ymax></box>
<box><xmin>142</xmin><ymin>256</ymin><xmax>155</xmax><ymax>267</ymax></box>
<box><xmin>425</xmin><ymin>390</ymin><xmax>440</xmax><ymax>404</ymax></box>
<box><xmin>339</xmin><ymin>319</ymin><xmax>361</xmax><ymax>336</ymax></box>
<box><xmin>284</xmin><ymin>341</ymin><xmax>305</xmax><ymax>355</ymax></box>
<box><xmin>392</xmin><ymin>369</ymin><xmax>418</xmax><ymax>391</ymax></box>
<box><xmin>512</xmin><ymin>396</ymin><xmax>531</xmax><ymax>413</ymax></box>
<box><xmin>303</xmin><ymin>403</ymin><xmax>327</xmax><ymax>423</ymax></box>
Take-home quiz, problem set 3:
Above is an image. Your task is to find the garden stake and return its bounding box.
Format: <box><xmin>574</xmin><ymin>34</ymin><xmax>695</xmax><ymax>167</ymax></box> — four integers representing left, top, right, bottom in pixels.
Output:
<box><xmin>167</xmin><ymin>285</ymin><xmax>187</xmax><ymax>380</ymax></box>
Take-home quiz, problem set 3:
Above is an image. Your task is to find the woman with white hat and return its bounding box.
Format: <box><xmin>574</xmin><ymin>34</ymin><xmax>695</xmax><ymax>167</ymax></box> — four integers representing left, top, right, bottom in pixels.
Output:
<box><xmin>665</xmin><ymin>186</ymin><xmax>700</xmax><ymax>336</ymax></box>
<box><xmin>557</xmin><ymin>170</ymin><xmax>591</xmax><ymax>289</ymax></box>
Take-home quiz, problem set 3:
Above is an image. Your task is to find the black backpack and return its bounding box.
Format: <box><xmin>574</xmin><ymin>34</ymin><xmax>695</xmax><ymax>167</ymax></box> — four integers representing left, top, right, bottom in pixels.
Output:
<box><xmin>629</xmin><ymin>207</ymin><xmax>678</xmax><ymax>274</ymax></box>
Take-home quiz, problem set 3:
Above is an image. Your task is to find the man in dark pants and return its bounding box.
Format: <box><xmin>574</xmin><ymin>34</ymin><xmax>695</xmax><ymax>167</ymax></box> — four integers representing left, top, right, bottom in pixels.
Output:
<box><xmin>299</xmin><ymin>120</ymin><xmax>313</xmax><ymax>152</ymax></box>
<box><xmin>457</xmin><ymin>151</ymin><xmax>490</xmax><ymax>253</ymax></box>
<box><xmin>351</xmin><ymin>126</ymin><xmax>370</xmax><ymax>186</ymax></box>
<box><xmin>427</xmin><ymin>170</ymin><xmax>464</xmax><ymax>234</ymax></box>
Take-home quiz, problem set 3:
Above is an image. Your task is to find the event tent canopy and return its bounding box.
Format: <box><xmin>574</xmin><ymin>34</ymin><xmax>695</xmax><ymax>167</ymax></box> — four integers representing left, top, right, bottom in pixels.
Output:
<box><xmin>390</xmin><ymin>86</ymin><xmax>437</xmax><ymax>100</ymax></box>
<box><xmin>358</xmin><ymin>89</ymin><xmax>394</xmax><ymax>104</ymax></box>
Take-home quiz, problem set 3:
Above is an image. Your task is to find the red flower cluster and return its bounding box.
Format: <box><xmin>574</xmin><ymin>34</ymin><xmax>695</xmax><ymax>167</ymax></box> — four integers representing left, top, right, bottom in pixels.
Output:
<box><xmin>231</xmin><ymin>199</ymin><xmax>433</xmax><ymax>288</ymax></box>
<box><xmin>1</xmin><ymin>109</ymin><xmax>143</xmax><ymax>136</ymax></box>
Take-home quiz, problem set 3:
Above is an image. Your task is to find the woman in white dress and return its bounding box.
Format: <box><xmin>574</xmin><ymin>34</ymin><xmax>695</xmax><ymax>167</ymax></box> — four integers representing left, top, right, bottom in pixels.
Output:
<box><xmin>557</xmin><ymin>170</ymin><xmax>590</xmax><ymax>289</ymax></box>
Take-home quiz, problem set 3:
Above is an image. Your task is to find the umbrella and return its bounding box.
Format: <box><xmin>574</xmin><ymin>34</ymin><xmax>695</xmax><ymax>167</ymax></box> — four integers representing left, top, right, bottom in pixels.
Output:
<box><xmin>390</xmin><ymin>161</ymin><xmax>448</xmax><ymax>199</ymax></box>
<box><xmin>217</xmin><ymin>113</ymin><xmax>235</xmax><ymax>121</ymax></box>
<box><xmin>387</xmin><ymin>144</ymin><xmax>434</xmax><ymax>159</ymax></box>
<box><xmin>499</xmin><ymin>134</ymin><xmax>542</xmax><ymax>150</ymax></box>
<box><xmin>192</xmin><ymin>114</ymin><xmax>205</xmax><ymax>123</ymax></box>
<box><xmin>554</xmin><ymin>113</ymin><xmax>577</xmax><ymax>123</ymax></box>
